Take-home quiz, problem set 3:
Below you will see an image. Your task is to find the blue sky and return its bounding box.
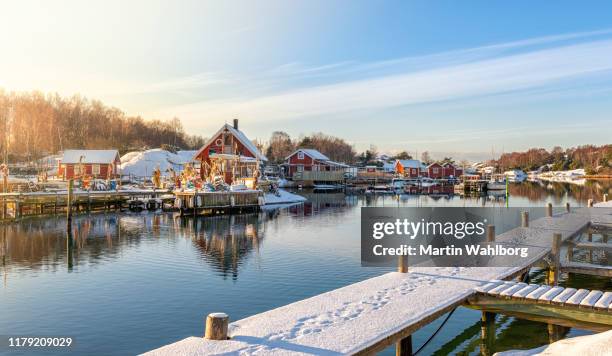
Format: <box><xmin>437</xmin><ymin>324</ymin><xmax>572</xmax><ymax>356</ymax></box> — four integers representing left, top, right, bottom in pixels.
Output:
<box><xmin>1</xmin><ymin>0</ymin><xmax>611</xmax><ymax>160</ymax></box>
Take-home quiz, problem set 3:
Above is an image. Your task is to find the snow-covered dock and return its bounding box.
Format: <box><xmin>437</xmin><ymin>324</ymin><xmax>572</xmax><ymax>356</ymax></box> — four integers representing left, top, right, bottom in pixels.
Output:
<box><xmin>144</xmin><ymin>207</ymin><xmax>612</xmax><ymax>356</ymax></box>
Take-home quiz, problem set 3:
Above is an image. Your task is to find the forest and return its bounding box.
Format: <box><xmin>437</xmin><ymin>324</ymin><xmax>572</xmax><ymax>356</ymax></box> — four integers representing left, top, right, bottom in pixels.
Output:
<box><xmin>493</xmin><ymin>145</ymin><xmax>611</xmax><ymax>175</ymax></box>
<box><xmin>0</xmin><ymin>90</ymin><xmax>206</xmax><ymax>162</ymax></box>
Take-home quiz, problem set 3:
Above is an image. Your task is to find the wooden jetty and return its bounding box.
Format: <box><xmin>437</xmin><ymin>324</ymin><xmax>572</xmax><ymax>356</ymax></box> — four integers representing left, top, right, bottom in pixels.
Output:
<box><xmin>174</xmin><ymin>190</ymin><xmax>263</xmax><ymax>216</ymax></box>
<box><xmin>145</xmin><ymin>204</ymin><xmax>612</xmax><ymax>356</ymax></box>
<box><xmin>0</xmin><ymin>189</ymin><xmax>174</xmax><ymax>220</ymax></box>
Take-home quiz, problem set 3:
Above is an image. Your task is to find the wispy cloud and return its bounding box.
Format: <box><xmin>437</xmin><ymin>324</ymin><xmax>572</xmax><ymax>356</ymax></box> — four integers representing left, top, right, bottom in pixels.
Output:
<box><xmin>155</xmin><ymin>34</ymin><xmax>612</xmax><ymax>127</ymax></box>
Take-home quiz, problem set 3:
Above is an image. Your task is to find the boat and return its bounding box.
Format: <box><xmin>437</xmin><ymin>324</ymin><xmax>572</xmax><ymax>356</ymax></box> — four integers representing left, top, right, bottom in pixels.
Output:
<box><xmin>504</xmin><ymin>169</ymin><xmax>527</xmax><ymax>182</ymax></box>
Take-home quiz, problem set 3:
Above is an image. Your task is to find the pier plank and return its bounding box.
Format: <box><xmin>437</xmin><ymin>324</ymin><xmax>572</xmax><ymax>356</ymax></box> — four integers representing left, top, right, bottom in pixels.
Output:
<box><xmin>580</xmin><ymin>291</ymin><xmax>604</xmax><ymax>308</ymax></box>
<box><xmin>594</xmin><ymin>292</ymin><xmax>612</xmax><ymax>310</ymax></box>
<box><xmin>474</xmin><ymin>281</ymin><xmax>503</xmax><ymax>293</ymax></box>
<box><xmin>511</xmin><ymin>284</ymin><xmax>540</xmax><ymax>299</ymax></box>
<box><xmin>499</xmin><ymin>283</ymin><xmax>528</xmax><ymax>297</ymax></box>
<box><xmin>488</xmin><ymin>282</ymin><xmax>517</xmax><ymax>296</ymax></box>
<box><xmin>566</xmin><ymin>289</ymin><xmax>590</xmax><ymax>306</ymax></box>
<box><xmin>551</xmin><ymin>288</ymin><xmax>577</xmax><ymax>305</ymax></box>
<box><xmin>538</xmin><ymin>287</ymin><xmax>565</xmax><ymax>303</ymax></box>
<box><xmin>525</xmin><ymin>285</ymin><xmax>552</xmax><ymax>300</ymax></box>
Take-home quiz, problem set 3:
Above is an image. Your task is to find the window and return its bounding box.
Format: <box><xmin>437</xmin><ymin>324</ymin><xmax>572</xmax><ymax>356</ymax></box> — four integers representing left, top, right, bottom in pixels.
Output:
<box><xmin>297</xmin><ymin>165</ymin><xmax>304</xmax><ymax>172</ymax></box>
<box><xmin>412</xmin><ymin>168</ymin><xmax>417</xmax><ymax>174</ymax></box>
<box><xmin>74</xmin><ymin>165</ymin><xmax>81</xmax><ymax>175</ymax></box>
<box><xmin>298</xmin><ymin>151</ymin><xmax>304</xmax><ymax>160</ymax></box>
<box><xmin>92</xmin><ymin>164</ymin><xmax>100</xmax><ymax>175</ymax></box>
<box><xmin>433</xmin><ymin>167</ymin><xmax>439</xmax><ymax>174</ymax></box>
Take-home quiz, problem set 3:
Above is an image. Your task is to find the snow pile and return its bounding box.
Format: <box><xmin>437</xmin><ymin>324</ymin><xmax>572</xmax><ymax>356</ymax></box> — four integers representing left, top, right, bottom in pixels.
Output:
<box><xmin>538</xmin><ymin>169</ymin><xmax>586</xmax><ymax>182</ymax></box>
<box><xmin>495</xmin><ymin>330</ymin><xmax>612</xmax><ymax>355</ymax></box>
<box><xmin>120</xmin><ymin>149</ymin><xmax>197</xmax><ymax>177</ymax></box>
<box><xmin>264</xmin><ymin>189</ymin><xmax>306</xmax><ymax>205</ymax></box>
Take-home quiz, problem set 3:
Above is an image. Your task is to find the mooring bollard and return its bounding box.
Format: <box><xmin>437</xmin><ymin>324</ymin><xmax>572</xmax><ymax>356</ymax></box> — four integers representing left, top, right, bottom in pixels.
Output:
<box><xmin>398</xmin><ymin>255</ymin><xmax>408</xmax><ymax>273</ymax></box>
<box><xmin>521</xmin><ymin>211</ymin><xmax>529</xmax><ymax>228</ymax></box>
<box><xmin>565</xmin><ymin>202</ymin><xmax>570</xmax><ymax>213</ymax></box>
<box><xmin>587</xmin><ymin>199</ymin><xmax>594</xmax><ymax>208</ymax></box>
<box><xmin>548</xmin><ymin>233</ymin><xmax>562</xmax><ymax>286</ymax></box>
<box><xmin>205</xmin><ymin>313</ymin><xmax>229</xmax><ymax>340</ymax></box>
<box><xmin>486</xmin><ymin>225</ymin><xmax>495</xmax><ymax>242</ymax></box>
<box><xmin>546</xmin><ymin>203</ymin><xmax>553</xmax><ymax>217</ymax></box>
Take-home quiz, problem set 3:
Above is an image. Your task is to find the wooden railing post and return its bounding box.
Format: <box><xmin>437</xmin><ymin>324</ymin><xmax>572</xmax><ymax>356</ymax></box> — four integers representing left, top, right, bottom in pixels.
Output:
<box><xmin>486</xmin><ymin>225</ymin><xmax>495</xmax><ymax>242</ymax></box>
<box><xmin>546</xmin><ymin>203</ymin><xmax>553</xmax><ymax>217</ymax></box>
<box><xmin>521</xmin><ymin>211</ymin><xmax>529</xmax><ymax>228</ymax></box>
<box><xmin>398</xmin><ymin>255</ymin><xmax>408</xmax><ymax>273</ymax></box>
<box><xmin>67</xmin><ymin>179</ymin><xmax>74</xmax><ymax>226</ymax></box>
<box><xmin>548</xmin><ymin>233</ymin><xmax>561</xmax><ymax>286</ymax></box>
<box><xmin>205</xmin><ymin>313</ymin><xmax>229</xmax><ymax>340</ymax></box>
<box><xmin>396</xmin><ymin>335</ymin><xmax>412</xmax><ymax>356</ymax></box>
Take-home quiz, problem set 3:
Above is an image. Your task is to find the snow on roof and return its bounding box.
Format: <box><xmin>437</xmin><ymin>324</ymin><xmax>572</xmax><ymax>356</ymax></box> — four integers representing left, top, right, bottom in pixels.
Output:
<box><xmin>61</xmin><ymin>150</ymin><xmax>119</xmax><ymax>164</ymax></box>
<box><xmin>193</xmin><ymin>123</ymin><xmax>267</xmax><ymax>162</ymax></box>
<box><xmin>396</xmin><ymin>159</ymin><xmax>421</xmax><ymax>169</ymax></box>
<box><xmin>120</xmin><ymin>149</ymin><xmax>196</xmax><ymax>176</ymax></box>
<box><xmin>286</xmin><ymin>148</ymin><xmax>330</xmax><ymax>161</ymax></box>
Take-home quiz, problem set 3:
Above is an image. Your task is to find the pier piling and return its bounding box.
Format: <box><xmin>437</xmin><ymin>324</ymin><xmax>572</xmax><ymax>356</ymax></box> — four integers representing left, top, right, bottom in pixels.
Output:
<box><xmin>603</xmin><ymin>194</ymin><xmax>608</xmax><ymax>203</ymax></box>
<box><xmin>486</xmin><ymin>225</ymin><xmax>495</xmax><ymax>242</ymax></box>
<box><xmin>395</xmin><ymin>335</ymin><xmax>412</xmax><ymax>356</ymax></box>
<box><xmin>204</xmin><ymin>313</ymin><xmax>229</xmax><ymax>340</ymax></box>
<box><xmin>480</xmin><ymin>311</ymin><xmax>496</xmax><ymax>356</ymax></box>
<box><xmin>67</xmin><ymin>179</ymin><xmax>74</xmax><ymax>226</ymax></box>
<box><xmin>521</xmin><ymin>211</ymin><xmax>529</xmax><ymax>228</ymax></box>
<box><xmin>548</xmin><ymin>233</ymin><xmax>562</xmax><ymax>286</ymax></box>
<box><xmin>398</xmin><ymin>255</ymin><xmax>408</xmax><ymax>273</ymax></box>
<box><xmin>565</xmin><ymin>202</ymin><xmax>571</xmax><ymax>213</ymax></box>
<box><xmin>546</xmin><ymin>203</ymin><xmax>553</xmax><ymax>217</ymax></box>
<box><xmin>587</xmin><ymin>199</ymin><xmax>594</xmax><ymax>208</ymax></box>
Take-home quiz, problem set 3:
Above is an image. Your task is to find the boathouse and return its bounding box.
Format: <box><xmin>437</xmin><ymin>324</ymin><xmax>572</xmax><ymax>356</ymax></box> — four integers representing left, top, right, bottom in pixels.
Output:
<box><xmin>425</xmin><ymin>162</ymin><xmax>445</xmax><ymax>179</ymax></box>
<box><xmin>192</xmin><ymin>119</ymin><xmax>267</xmax><ymax>186</ymax></box>
<box><xmin>394</xmin><ymin>159</ymin><xmax>422</xmax><ymax>178</ymax></box>
<box><xmin>443</xmin><ymin>163</ymin><xmax>463</xmax><ymax>178</ymax></box>
<box><xmin>284</xmin><ymin>149</ymin><xmax>347</xmax><ymax>181</ymax></box>
<box><xmin>58</xmin><ymin>150</ymin><xmax>121</xmax><ymax>180</ymax></box>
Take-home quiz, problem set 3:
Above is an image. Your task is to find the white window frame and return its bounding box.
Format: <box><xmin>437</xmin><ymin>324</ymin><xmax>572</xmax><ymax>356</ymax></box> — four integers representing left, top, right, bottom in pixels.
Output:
<box><xmin>74</xmin><ymin>165</ymin><xmax>81</xmax><ymax>175</ymax></box>
<box><xmin>92</xmin><ymin>164</ymin><xmax>101</xmax><ymax>175</ymax></box>
<box><xmin>297</xmin><ymin>165</ymin><xmax>304</xmax><ymax>172</ymax></box>
<box><xmin>297</xmin><ymin>151</ymin><xmax>304</xmax><ymax>160</ymax></box>
<box><xmin>433</xmin><ymin>167</ymin><xmax>439</xmax><ymax>174</ymax></box>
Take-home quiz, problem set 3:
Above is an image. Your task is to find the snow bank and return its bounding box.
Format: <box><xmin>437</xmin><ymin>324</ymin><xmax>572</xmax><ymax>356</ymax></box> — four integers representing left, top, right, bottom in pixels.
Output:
<box><xmin>120</xmin><ymin>149</ymin><xmax>197</xmax><ymax>177</ymax></box>
<box><xmin>264</xmin><ymin>189</ymin><xmax>306</xmax><ymax>205</ymax></box>
<box><xmin>495</xmin><ymin>330</ymin><xmax>612</xmax><ymax>356</ymax></box>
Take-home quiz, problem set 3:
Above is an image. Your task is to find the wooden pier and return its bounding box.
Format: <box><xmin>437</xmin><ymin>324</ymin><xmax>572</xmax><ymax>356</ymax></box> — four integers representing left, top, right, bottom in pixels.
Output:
<box><xmin>174</xmin><ymin>190</ymin><xmax>263</xmax><ymax>216</ymax></box>
<box><xmin>145</xmin><ymin>204</ymin><xmax>612</xmax><ymax>356</ymax></box>
<box><xmin>0</xmin><ymin>189</ymin><xmax>174</xmax><ymax>220</ymax></box>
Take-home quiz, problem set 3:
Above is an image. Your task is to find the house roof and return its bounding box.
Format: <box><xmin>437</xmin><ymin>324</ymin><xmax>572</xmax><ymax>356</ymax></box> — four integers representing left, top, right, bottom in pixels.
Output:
<box><xmin>193</xmin><ymin>123</ymin><xmax>267</xmax><ymax>162</ymax></box>
<box><xmin>61</xmin><ymin>150</ymin><xmax>119</xmax><ymax>164</ymax></box>
<box><xmin>427</xmin><ymin>162</ymin><xmax>443</xmax><ymax>168</ymax></box>
<box><xmin>396</xmin><ymin>159</ymin><xmax>422</xmax><ymax>169</ymax></box>
<box><xmin>286</xmin><ymin>148</ymin><xmax>330</xmax><ymax>161</ymax></box>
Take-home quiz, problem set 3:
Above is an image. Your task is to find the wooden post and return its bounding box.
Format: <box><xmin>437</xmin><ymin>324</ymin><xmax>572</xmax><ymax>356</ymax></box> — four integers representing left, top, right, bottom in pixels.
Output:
<box><xmin>396</xmin><ymin>335</ymin><xmax>412</xmax><ymax>356</ymax></box>
<box><xmin>521</xmin><ymin>211</ymin><xmax>529</xmax><ymax>228</ymax></box>
<box><xmin>587</xmin><ymin>232</ymin><xmax>593</xmax><ymax>263</ymax></box>
<box><xmin>67</xmin><ymin>179</ymin><xmax>74</xmax><ymax>225</ymax></box>
<box><xmin>546</xmin><ymin>203</ymin><xmax>553</xmax><ymax>217</ymax></box>
<box><xmin>587</xmin><ymin>199</ymin><xmax>593</xmax><ymax>208</ymax></box>
<box><xmin>204</xmin><ymin>313</ymin><xmax>229</xmax><ymax>340</ymax></box>
<box><xmin>603</xmin><ymin>193</ymin><xmax>608</xmax><ymax>203</ymax></box>
<box><xmin>548</xmin><ymin>233</ymin><xmax>561</xmax><ymax>286</ymax></box>
<box><xmin>398</xmin><ymin>255</ymin><xmax>408</xmax><ymax>273</ymax></box>
<box><xmin>565</xmin><ymin>202</ymin><xmax>570</xmax><ymax>213</ymax></box>
<box><xmin>486</xmin><ymin>225</ymin><xmax>495</xmax><ymax>242</ymax></box>
<box><xmin>87</xmin><ymin>191</ymin><xmax>91</xmax><ymax>213</ymax></box>
<box><xmin>480</xmin><ymin>311</ymin><xmax>496</xmax><ymax>356</ymax></box>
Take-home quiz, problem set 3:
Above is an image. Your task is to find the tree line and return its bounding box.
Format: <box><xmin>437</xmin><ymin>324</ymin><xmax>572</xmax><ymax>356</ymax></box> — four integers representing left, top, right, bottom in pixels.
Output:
<box><xmin>0</xmin><ymin>90</ymin><xmax>206</xmax><ymax>162</ymax></box>
<box><xmin>493</xmin><ymin>145</ymin><xmax>611</xmax><ymax>175</ymax></box>
<box><xmin>265</xmin><ymin>131</ymin><xmax>357</xmax><ymax>164</ymax></box>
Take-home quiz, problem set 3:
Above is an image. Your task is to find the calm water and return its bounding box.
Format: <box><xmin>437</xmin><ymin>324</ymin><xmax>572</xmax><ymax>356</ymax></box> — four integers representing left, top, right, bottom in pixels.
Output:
<box><xmin>1</xmin><ymin>180</ymin><xmax>610</xmax><ymax>355</ymax></box>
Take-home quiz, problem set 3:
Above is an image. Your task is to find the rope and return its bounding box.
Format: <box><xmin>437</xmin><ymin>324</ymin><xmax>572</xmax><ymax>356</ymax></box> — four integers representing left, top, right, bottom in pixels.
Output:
<box><xmin>413</xmin><ymin>307</ymin><xmax>457</xmax><ymax>355</ymax></box>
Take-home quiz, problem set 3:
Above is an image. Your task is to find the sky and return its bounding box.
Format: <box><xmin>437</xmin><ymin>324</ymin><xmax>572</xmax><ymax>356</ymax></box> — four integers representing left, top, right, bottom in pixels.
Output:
<box><xmin>1</xmin><ymin>0</ymin><xmax>612</xmax><ymax>161</ymax></box>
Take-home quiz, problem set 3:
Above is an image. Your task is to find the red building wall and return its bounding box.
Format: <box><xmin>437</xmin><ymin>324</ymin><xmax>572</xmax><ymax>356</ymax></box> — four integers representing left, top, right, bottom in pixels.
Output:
<box><xmin>427</xmin><ymin>163</ymin><xmax>444</xmax><ymax>179</ymax></box>
<box><xmin>58</xmin><ymin>163</ymin><xmax>116</xmax><ymax>180</ymax></box>
<box><xmin>195</xmin><ymin>131</ymin><xmax>257</xmax><ymax>182</ymax></box>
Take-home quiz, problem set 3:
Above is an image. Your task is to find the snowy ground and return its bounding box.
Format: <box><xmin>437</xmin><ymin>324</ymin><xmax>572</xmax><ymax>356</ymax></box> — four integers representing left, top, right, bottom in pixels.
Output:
<box><xmin>264</xmin><ymin>189</ymin><xmax>306</xmax><ymax>205</ymax></box>
<box><xmin>495</xmin><ymin>330</ymin><xmax>612</xmax><ymax>356</ymax></box>
<box><xmin>120</xmin><ymin>149</ymin><xmax>196</xmax><ymax>177</ymax></box>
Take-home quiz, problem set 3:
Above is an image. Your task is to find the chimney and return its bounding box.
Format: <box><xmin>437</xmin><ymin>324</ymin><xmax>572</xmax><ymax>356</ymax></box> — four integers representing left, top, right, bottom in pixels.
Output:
<box><xmin>233</xmin><ymin>119</ymin><xmax>239</xmax><ymax>130</ymax></box>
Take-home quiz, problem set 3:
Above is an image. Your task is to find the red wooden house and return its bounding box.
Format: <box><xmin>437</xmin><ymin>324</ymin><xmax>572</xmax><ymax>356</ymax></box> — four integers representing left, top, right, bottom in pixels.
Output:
<box><xmin>425</xmin><ymin>162</ymin><xmax>444</xmax><ymax>179</ymax></box>
<box><xmin>284</xmin><ymin>149</ymin><xmax>347</xmax><ymax>180</ymax></box>
<box><xmin>442</xmin><ymin>163</ymin><xmax>463</xmax><ymax>178</ymax></box>
<box><xmin>192</xmin><ymin>119</ymin><xmax>267</xmax><ymax>184</ymax></box>
<box><xmin>394</xmin><ymin>159</ymin><xmax>422</xmax><ymax>178</ymax></box>
<box><xmin>58</xmin><ymin>150</ymin><xmax>121</xmax><ymax>180</ymax></box>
